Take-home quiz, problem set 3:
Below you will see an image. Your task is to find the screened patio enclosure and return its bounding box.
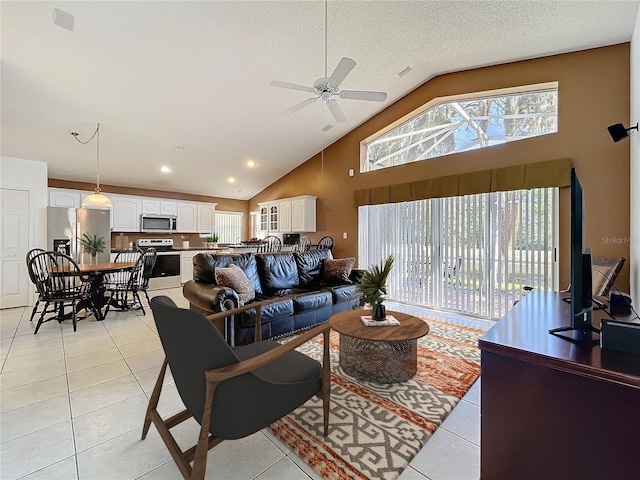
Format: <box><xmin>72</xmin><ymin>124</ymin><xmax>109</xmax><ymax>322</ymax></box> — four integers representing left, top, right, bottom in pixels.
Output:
<box><xmin>358</xmin><ymin>188</ymin><xmax>558</xmax><ymax>320</ymax></box>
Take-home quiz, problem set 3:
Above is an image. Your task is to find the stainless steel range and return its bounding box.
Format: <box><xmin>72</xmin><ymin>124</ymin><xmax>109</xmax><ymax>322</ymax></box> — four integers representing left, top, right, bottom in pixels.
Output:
<box><xmin>138</xmin><ymin>238</ymin><xmax>181</xmax><ymax>289</ymax></box>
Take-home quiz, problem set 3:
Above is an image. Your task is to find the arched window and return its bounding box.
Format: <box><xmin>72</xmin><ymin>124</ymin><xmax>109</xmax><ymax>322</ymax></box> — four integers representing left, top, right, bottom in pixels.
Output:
<box><xmin>361</xmin><ymin>82</ymin><xmax>558</xmax><ymax>172</ymax></box>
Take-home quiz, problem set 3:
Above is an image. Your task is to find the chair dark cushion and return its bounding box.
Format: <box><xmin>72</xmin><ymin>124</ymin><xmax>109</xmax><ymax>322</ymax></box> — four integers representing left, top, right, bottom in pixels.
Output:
<box><xmin>255</xmin><ymin>252</ymin><xmax>299</xmax><ymax>292</ymax></box>
<box><xmin>294</xmin><ymin>249</ymin><xmax>333</xmax><ymax>287</ymax></box>
<box><xmin>233</xmin><ymin>340</ymin><xmax>322</xmax><ymax>384</ymax></box>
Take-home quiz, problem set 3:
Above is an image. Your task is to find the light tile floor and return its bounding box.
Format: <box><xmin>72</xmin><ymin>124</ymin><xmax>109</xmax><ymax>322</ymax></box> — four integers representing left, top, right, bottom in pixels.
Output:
<box><xmin>1</xmin><ymin>291</ymin><xmax>490</xmax><ymax>480</ymax></box>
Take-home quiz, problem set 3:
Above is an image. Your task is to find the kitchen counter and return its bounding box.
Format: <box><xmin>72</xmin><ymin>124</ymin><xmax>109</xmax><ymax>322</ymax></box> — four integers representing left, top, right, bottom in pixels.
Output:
<box><xmin>171</xmin><ymin>246</ymin><xmax>229</xmax><ymax>252</ymax></box>
<box><xmin>111</xmin><ymin>246</ymin><xmax>229</xmax><ymax>253</ymax></box>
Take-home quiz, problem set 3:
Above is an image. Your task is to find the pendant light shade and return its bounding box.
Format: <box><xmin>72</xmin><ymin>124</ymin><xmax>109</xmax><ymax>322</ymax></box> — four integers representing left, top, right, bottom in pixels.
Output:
<box><xmin>72</xmin><ymin>123</ymin><xmax>112</xmax><ymax>209</ymax></box>
<box><xmin>82</xmin><ymin>190</ymin><xmax>113</xmax><ymax>209</ymax></box>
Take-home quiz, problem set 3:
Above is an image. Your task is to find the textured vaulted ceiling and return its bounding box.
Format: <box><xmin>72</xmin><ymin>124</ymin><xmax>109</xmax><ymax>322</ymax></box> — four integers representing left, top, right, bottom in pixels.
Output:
<box><xmin>2</xmin><ymin>1</ymin><xmax>638</xmax><ymax>200</ymax></box>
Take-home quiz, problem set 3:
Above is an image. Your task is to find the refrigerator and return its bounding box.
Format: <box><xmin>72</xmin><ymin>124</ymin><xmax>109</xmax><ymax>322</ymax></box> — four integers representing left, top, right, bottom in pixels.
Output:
<box><xmin>47</xmin><ymin>207</ymin><xmax>111</xmax><ymax>263</ymax></box>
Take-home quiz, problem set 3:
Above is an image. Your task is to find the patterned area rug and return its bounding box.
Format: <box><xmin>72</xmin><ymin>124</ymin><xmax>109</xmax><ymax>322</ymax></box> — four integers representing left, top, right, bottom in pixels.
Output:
<box><xmin>270</xmin><ymin>318</ymin><xmax>483</xmax><ymax>480</ymax></box>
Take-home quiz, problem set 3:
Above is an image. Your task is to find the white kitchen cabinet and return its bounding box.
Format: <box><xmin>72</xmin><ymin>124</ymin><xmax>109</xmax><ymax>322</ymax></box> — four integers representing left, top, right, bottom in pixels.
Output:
<box><xmin>181</xmin><ymin>250</ymin><xmax>199</xmax><ymax>283</ymax></box>
<box><xmin>143</xmin><ymin>199</ymin><xmax>178</xmax><ymax>216</ymax></box>
<box><xmin>141</xmin><ymin>198</ymin><xmax>178</xmax><ymax>216</ymax></box>
<box><xmin>278</xmin><ymin>200</ymin><xmax>292</xmax><ymax>232</ymax></box>
<box><xmin>269</xmin><ymin>204</ymin><xmax>278</xmax><ymax>232</ymax></box>
<box><xmin>111</xmin><ymin>194</ymin><xmax>141</xmax><ymax>232</ymax></box>
<box><xmin>141</xmin><ymin>198</ymin><xmax>161</xmax><ymax>214</ymax></box>
<box><xmin>257</xmin><ymin>196</ymin><xmax>316</xmax><ymax>233</ymax></box>
<box><xmin>49</xmin><ymin>188</ymin><xmax>83</xmax><ymax>208</ymax></box>
<box><xmin>177</xmin><ymin>202</ymin><xmax>197</xmax><ymax>232</ymax></box>
<box><xmin>197</xmin><ymin>203</ymin><xmax>216</xmax><ymax>234</ymax></box>
<box><xmin>259</xmin><ymin>204</ymin><xmax>269</xmax><ymax>232</ymax></box>
<box><xmin>161</xmin><ymin>201</ymin><xmax>178</xmax><ymax>216</ymax></box>
<box><xmin>291</xmin><ymin>196</ymin><xmax>316</xmax><ymax>232</ymax></box>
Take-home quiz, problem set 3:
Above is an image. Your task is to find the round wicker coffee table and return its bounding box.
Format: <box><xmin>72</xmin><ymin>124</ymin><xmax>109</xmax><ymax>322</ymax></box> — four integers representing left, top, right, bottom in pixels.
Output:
<box><xmin>329</xmin><ymin>309</ymin><xmax>430</xmax><ymax>383</ymax></box>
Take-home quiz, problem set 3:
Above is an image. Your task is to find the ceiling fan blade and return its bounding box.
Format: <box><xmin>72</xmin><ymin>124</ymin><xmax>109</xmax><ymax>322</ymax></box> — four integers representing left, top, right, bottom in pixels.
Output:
<box><xmin>340</xmin><ymin>90</ymin><xmax>388</xmax><ymax>102</ymax></box>
<box><xmin>327</xmin><ymin>57</ymin><xmax>356</xmax><ymax>87</ymax></box>
<box><xmin>326</xmin><ymin>101</ymin><xmax>346</xmax><ymax>123</ymax></box>
<box><xmin>281</xmin><ymin>97</ymin><xmax>318</xmax><ymax>116</ymax></box>
<box><xmin>269</xmin><ymin>81</ymin><xmax>315</xmax><ymax>93</ymax></box>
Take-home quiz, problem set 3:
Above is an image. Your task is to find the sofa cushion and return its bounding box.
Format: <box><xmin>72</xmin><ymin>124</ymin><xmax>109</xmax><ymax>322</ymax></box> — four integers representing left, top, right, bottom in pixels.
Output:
<box><xmin>255</xmin><ymin>252</ymin><xmax>299</xmax><ymax>292</ymax></box>
<box><xmin>322</xmin><ymin>257</ymin><xmax>355</xmax><ymax>285</ymax></box>
<box><xmin>239</xmin><ymin>297</ymin><xmax>294</xmax><ymax>328</ymax></box>
<box><xmin>193</xmin><ymin>253</ymin><xmax>262</xmax><ymax>294</ymax></box>
<box><xmin>292</xmin><ymin>291</ymin><xmax>333</xmax><ymax>313</ymax></box>
<box><xmin>295</xmin><ymin>249</ymin><xmax>333</xmax><ymax>287</ymax></box>
<box><xmin>215</xmin><ymin>264</ymin><xmax>255</xmax><ymax>305</ymax></box>
<box><xmin>322</xmin><ymin>283</ymin><xmax>359</xmax><ymax>304</ymax></box>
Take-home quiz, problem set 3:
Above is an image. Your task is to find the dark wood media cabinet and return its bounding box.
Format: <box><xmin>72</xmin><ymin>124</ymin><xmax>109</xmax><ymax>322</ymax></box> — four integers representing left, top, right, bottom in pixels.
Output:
<box><xmin>479</xmin><ymin>290</ymin><xmax>640</xmax><ymax>480</ymax></box>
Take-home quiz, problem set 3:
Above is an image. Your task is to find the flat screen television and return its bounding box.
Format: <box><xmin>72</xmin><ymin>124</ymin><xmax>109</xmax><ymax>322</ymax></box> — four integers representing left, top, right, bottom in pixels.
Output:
<box><xmin>549</xmin><ymin>168</ymin><xmax>599</xmax><ymax>345</ymax></box>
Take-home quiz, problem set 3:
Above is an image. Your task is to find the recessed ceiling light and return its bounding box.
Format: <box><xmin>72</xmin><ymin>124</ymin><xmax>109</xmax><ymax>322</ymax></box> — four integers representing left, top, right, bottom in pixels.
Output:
<box><xmin>245</xmin><ymin>160</ymin><xmax>256</xmax><ymax>168</ymax></box>
<box><xmin>160</xmin><ymin>166</ymin><xmax>171</xmax><ymax>173</ymax></box>
<box><xmin>227</xmin><ymin>177</ymin><xmax>236</xmax><ymax>183</ymax></box>
<box><xmin>175</xmin><ymin>145</ymin><xmax>185</xmax><ymax>151</ymax></box>
<box><xmin>397</xmin><ymin>66</ymin><xmax>412</xmax><ymax>78</ymax></box>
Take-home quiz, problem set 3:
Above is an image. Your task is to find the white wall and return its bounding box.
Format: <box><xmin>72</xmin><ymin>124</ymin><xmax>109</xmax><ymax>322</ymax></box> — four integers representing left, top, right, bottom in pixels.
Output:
<box><xmin>630</xmin><ymin>8</ymin><xmax>640</xmax><ymax>303</ymax></box>
<box><xmin>0</xmin><ymin>156</ymin><xmax>48</xmax><ymax>305</ymax></box>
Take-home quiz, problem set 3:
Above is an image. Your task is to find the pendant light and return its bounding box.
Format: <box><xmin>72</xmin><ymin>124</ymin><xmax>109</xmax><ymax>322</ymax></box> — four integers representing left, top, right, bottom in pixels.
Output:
<box><xmin>70</xmin><ymin>123</ymin><xmax>113</xmax><ymax>209</ymax></box>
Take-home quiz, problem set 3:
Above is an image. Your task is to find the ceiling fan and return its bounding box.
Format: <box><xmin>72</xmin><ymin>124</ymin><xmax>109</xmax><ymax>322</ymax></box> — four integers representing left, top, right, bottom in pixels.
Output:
<box><xmin>269</xmin><ymin>57</ymin><xmax>387</xmax><ymax>123</ymax></box>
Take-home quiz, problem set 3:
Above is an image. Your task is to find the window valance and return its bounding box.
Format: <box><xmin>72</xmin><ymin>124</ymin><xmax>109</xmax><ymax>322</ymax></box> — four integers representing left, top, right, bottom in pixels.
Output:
<box><xmin>353</xmin><ymin>158</ymin><xmax>571</xmax><ymax>207</ymax></box>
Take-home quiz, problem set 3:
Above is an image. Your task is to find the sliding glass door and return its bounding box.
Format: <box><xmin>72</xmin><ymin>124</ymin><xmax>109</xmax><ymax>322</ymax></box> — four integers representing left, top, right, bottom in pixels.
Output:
<box><xmin>358</xmin><ymin>188</ymin><xmax>558</xmax><ymax>319</ymax></box>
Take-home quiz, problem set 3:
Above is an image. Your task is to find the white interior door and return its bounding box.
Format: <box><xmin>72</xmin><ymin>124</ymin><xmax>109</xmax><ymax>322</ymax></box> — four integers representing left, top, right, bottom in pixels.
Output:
<box><xmin>1</xmin><ymin>189</ymin><xmax>30</xmax><ymax>308</ymax></box>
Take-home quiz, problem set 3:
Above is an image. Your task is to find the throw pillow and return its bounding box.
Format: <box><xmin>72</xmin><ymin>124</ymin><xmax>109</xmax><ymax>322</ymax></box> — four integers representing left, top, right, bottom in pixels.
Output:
<box><xmin>322</xmin><ymin>257</ymin><xmax>355</xmax><ymax>285</ymax></box>
<box><xmin>215</xmin><ymin>263</ymin><xmax>255</xmax><ymax>305</ymax></box>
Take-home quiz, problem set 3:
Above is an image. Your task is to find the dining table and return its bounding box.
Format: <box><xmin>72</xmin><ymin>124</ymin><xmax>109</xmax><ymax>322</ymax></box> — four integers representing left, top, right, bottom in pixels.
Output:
<box><xmin>54</xmin><ymin>261</ymin><xmax>137</xmax><ymax>321</ymax></box>
<box><xmin>81</xmin><ymin>261</ymin><xmax>137</xmax><ymax>320</ymax></box>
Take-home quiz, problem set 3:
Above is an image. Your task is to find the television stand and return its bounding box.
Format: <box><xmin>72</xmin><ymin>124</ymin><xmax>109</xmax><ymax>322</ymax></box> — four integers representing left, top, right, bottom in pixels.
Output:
<box><xmin>479</xmin><ymin>290</ymin><xmax>640</xmax><ymax>480</ymax></box>
<box><xmin>548</xmin><ymin>324</ymin><xmax>600</xmax><ymax>345</ymax></box>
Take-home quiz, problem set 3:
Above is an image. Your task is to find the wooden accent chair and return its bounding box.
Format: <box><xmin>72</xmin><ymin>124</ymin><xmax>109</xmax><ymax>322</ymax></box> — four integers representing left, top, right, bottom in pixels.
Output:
<box><xmin>590</xmin><ymin>257</ymin><xmax>625</xmax><ymax>297</ymax></box>
<box><xmin>521</xmin><ymin>257</ymin><xmax>625</xmax><ymax>301</ymax></box>
<box><xmin>142</xmin><ymin>296</ymin><xmax>331</xmax><ymax>480</ymax></box>
<box><xmin>257</xmin><ymin>235</ymin><xmax>282</xmax><ymax>253</ymax></box>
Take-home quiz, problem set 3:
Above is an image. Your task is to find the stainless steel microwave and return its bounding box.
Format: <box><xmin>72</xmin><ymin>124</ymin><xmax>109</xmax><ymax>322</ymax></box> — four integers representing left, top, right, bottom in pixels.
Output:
<box><xmin>140</xmin><ymin>214</ymin><xmax>177</xmax><ymax>233</ymax></box>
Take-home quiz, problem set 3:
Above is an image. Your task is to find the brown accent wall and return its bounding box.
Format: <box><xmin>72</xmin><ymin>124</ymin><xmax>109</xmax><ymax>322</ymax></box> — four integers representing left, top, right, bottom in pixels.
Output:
<box><xmin>250</xmin><ymin>44</ymin><xmax>632</xmax><ymax>292</ymax></box>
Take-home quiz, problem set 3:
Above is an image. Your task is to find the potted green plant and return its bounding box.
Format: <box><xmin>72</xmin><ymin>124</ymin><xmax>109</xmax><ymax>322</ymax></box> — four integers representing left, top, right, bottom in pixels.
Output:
<box><xmin>356</xmin><ymin>255</ymin><xmax>394</xmax><ymax>320</ymax></box>
<box><xmin>206</xmin><ymin>233</ymin><xmax>219</xmax><ymax>248</ymax></box>
<box><xmin>80</xmin><ymin>233</ymin><xmax>106</xmax><ymax>262</ymax></box>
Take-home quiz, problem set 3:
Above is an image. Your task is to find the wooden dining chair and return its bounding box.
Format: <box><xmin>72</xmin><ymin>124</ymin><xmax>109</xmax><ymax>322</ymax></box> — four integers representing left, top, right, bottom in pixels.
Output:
<box><xmin>317</xmin><ymin>235</ymin><xmax>334</xmax><ymax>251</ymax></box>
<box><xmin>143</xmin><ymin>296</ymin><xmax>330</xmax><ymax>480</ymax></box>
<box><xmin>27</xmin><ymin>251</ymin><xmax>99</xmax><ymax>333</ymax></box>
<box><xmin>129</xmin><ymin>247</ymin><xmax>158</xmax><ymax>314</ymax></box>
<box><xmin>257</xmin><ymin>236</ymin><xmax>282</xmax><ymax>253</ymax></box>
<box><xmin>25</xmin><ymin>248</ymin><xmax>46</xmax><ymax>323</ymax></box>
<box><xmin>293</xmin><ymin>235</ymin><xmax>311</xmax><ymax>252</ymax></box>
<box><xmin>104</xmin><ymin>247</ymin><xmax>142</xmax><ymax>313</ymax></box>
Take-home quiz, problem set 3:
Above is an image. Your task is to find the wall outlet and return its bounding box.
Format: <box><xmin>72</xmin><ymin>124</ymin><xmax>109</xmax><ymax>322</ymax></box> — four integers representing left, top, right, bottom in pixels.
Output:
<box><xmin>343</xmin><ymin>232</ymin><xmax>348</xmax><ymax>239</ymax></box>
